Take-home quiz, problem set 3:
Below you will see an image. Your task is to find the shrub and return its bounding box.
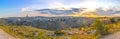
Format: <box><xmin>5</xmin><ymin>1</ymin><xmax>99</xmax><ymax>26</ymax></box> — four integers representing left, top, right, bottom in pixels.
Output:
<box><xmin>92</xmin><ymin>19</ymin><xmax>109</xmax><ymax>36</ymax></box>
<box><xmin>110</xmin><ymin>18</ymin><xmax>116</xmax><ymax>23</ymax></box>
<box><xmin>54</xmin><ymin>30</ymin><xmax>67</xmax><ymax>35</ymax></box>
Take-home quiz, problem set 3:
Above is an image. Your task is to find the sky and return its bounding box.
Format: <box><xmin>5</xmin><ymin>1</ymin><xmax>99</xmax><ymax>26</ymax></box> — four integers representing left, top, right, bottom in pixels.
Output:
<box><xmin>0</xmin><ymin>0</ymin><xmax>120</xmax><ymax>17</ymax></box>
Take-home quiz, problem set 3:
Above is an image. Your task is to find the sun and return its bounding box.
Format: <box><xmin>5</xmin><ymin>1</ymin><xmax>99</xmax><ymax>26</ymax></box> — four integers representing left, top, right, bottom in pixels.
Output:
<box><xmin>81</xmin><ymin>1</ymin><xmax>101</xmax><ymax>10</ymax></box>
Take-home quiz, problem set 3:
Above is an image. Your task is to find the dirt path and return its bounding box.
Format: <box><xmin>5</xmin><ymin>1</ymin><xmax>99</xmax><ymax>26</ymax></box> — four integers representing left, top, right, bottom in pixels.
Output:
<box><xmin>101</xmin><ymin>31</ymin><xmax>120</xmax><ymax>39</ymax></box>
<box><xmin>0</xmin><ymin>29</ymin><xmax>17</xmax><ymax>39</ymax></box>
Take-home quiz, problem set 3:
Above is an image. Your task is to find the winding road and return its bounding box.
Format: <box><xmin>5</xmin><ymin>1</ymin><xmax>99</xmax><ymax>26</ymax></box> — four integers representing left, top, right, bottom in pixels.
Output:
<box><xmin>101</xmin><ymin>31</ymin><xmax>120</xmax><ymax>39</ymax></box>
<box><xmin>0</xmin><ymin>29</ymin><xmax>17</xmax><ymax>39</ymax></box>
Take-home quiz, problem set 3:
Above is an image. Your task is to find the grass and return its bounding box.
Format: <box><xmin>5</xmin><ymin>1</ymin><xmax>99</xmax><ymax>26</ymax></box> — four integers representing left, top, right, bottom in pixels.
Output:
<box><xmin>0</xmin><ymin>26</ymin><xmax>53</xmax><ymax>39</ymax></box>
<box><xmin>0</xmin><ymin>22</ymin><xmax>120</xmax><ymax>39</ymax></box>
<box><xmin>0</xmin><ymin>25</ymin><xmax>99</xmax><ymax>39</ymax></box>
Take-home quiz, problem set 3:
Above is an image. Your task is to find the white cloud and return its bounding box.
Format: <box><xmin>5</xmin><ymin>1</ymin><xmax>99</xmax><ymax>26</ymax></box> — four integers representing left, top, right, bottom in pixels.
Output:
<box><xmin>115</xmin><ymin>7</ymin><xmax>120</xmax><ymax>11</ymax></box>
<box><xmin>20</xmin><ymin>0</ymin><xmax>119</xmax><ymax>16</ymax></box>
<box><xmin>102</xmin><ymin>7</ymin><xmax>110</xmax><ymax>11</ymax></box>
<box><xmin>21</xmin><ymin>5</ymin><xmax>41</xmax><ymax>12</ymax></box>
<box><xmin>21</xmin><ymin>0</ymin><xmax>117</xmax><ymax>11</ymax></box>
<box><xmin>17</xmin><ymin>11</ymin><xmax>53</xmax><ymax>17</ymax></box>
<box><xmin>21</xmin><ymin>7</ymin><xmax>30</xmax><ymax>12</ymax></box>
<box><xmin>112</xmin><ymin>14</ymin><xmax>120</xmax><ymax>17</ymax></box>
<box><xmin>48</xmin><ymin>2</ymin><xmax>68</xmax><ymax>8</ymax></box>
<box><xmin>22</xmin><ymin>11</ymin><xmax>52</xmax><ymax>17</ymax></box>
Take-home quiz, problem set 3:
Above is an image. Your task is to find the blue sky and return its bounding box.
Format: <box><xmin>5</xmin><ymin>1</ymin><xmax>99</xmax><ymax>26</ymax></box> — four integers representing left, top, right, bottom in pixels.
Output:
<box><xmin>0</xmin><ymin>0</ymin><xmax>120</xmax><ymax>17</ymax></box>
<box><xmin>0</xmin><ymin>0</ymin><xmax>32</xmax><ymax>17</ymax></box>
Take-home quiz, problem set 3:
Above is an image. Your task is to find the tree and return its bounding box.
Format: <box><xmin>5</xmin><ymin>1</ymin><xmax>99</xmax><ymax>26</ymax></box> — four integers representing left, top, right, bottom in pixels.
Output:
<box><xmin>92</xmin><ymin>19</ymin><xmax>108</xmax><ymax>36</ymax></box>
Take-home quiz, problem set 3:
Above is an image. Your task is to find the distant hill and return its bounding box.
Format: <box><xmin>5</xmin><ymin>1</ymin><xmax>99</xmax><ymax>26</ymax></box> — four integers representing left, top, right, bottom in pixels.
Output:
<box><xmin>2</xmin><ymin>16</ymin><xmax>95</xmax><ymax>30</ymax></box>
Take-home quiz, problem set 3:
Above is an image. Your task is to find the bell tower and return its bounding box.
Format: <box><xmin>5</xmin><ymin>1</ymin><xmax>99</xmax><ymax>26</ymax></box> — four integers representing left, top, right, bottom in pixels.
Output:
<box><xmin>26</xmin><ymin>14</ymin><xmax>29</xmax><ymax>18</ymax></box>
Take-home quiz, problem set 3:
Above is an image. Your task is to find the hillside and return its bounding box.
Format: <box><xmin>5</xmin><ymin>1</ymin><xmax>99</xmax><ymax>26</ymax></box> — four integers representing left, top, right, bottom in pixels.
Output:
<box><xmin>1</xmin><ymin>16</ymin><xmax>120</xmax><ymax>39</ymax></box>
<box><xmin>1</xmin><ymin>21</ymin><xmax>120</xmax><ymax>39</ymax></box>
<box><xmin>2</xmin><ymin>17</ymin><xmax>95</xmax><ymax>30</ymax></box>
<box><xmin>0</xmin><ymin>26</ymin><xmax>53</xmax><ymax>39</ymax></box>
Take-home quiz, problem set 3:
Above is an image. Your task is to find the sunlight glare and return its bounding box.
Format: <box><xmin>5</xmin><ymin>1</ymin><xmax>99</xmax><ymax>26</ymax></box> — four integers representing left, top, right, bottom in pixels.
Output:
<box><xmin>81</xmin><ymin>1</ymin><xmax>101</xmax><ymax>10</ymax></box>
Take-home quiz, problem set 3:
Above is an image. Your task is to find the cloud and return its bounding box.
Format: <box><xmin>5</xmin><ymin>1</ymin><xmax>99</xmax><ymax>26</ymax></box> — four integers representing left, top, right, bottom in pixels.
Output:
<box><xmin>21</xmin><ymin>11</ymin><xmax>52</xmax><ymax>17</ymax></box>
<box><xmin>115</xmin><ymin>7</ymin><xmax>120</xmax><ymax>11</ymax></box>
<box><xmin>21</xmin><ymin>5</ymin><xmax>41</xmax><ymax>12</ymax></box>
<box><xmin>112</xmin><ymin>14</ymin><xmax>120</xmax><ymax>17</ymax></box>
<box><xmin>21</xmin><ymin>0</ymin><xmax>119</xmax><ymax>11</ymax></box>
<box><xmin>102</xmin><ymin>7</ymin><xmax>110</xmax><ymax>11</ymax></box>
<box><xmin>48</xmin><ymin>2</ymin><xmax>67</xmax><ymax>8</ymax></box>
<box><xmin>20</xmin><ymin>0</ymin><xmax>120</xmax><ymax>17</ymax></box>
<box><xmin>17</xmin><ymin>11</ymin><xmax>52</xmax><ymax>17</ymax></box>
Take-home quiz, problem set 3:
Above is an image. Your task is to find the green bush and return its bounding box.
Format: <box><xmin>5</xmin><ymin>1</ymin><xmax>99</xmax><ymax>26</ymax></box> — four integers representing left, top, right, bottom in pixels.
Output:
<box><xmin>110</xmin><ymin>18</ymin><xmax>116</xmax><ymax>23</ymax></box>
<box><xmin>92</xmin><ymin>19</ymin><xmax>109</xmax><ymax>36</ymax></box>
<box><xmin>54</xmin><ymin>30</ymin><xmax>67</xmax><ymax>35</ymax></box>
